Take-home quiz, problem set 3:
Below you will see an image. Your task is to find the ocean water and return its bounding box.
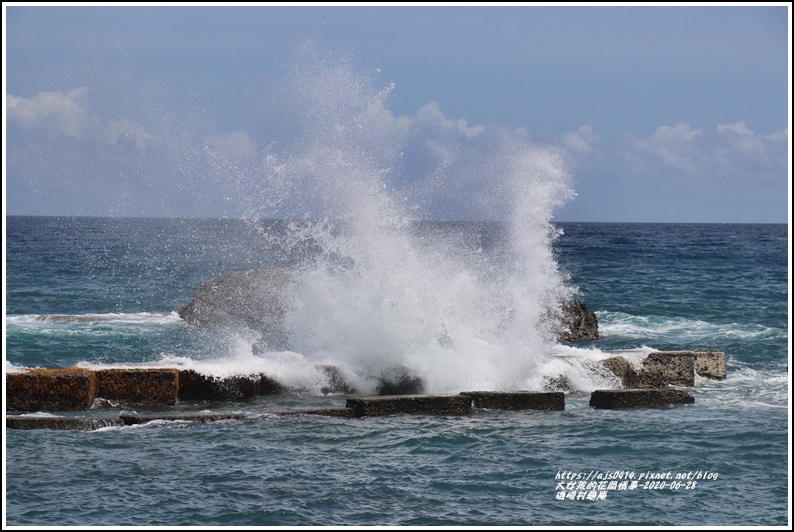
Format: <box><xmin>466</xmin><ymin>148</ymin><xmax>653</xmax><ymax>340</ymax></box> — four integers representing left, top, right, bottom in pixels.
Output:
<box><xmin>3</xmin><ymin>47</ymin><xmax>790</xmax><ymax>527</ymax></box>
<box><xmin>4</xmin><ymin>217</ymin><xmax>789</xmax><ymax>527</ymax></box>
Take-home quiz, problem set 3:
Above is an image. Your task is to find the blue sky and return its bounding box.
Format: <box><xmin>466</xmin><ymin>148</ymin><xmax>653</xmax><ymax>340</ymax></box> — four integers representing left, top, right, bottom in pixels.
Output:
<box><xmin>3</xmin><ymin>3</ymin><xmax>791</xmax><ymax>222</ymax></box>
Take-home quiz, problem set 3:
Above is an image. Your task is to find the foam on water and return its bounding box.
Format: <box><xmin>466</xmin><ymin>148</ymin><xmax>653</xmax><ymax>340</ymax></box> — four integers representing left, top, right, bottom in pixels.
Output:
<box><xmin>598</xmin><ymin>310</ymin><xmax>784</xmax><ymax>342</ymax></box>
<box><xmin>9</xmin><ymin>311</ymin><xmax>181</xmax><ymax>326</ymax></box>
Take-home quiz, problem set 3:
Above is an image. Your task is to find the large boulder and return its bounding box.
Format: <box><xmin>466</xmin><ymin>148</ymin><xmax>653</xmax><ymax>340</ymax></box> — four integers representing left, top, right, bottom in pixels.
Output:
<box><xmin>178</xmin><ymin>269</ymin><xmax>291</xmax><ymax>332</ymax></box>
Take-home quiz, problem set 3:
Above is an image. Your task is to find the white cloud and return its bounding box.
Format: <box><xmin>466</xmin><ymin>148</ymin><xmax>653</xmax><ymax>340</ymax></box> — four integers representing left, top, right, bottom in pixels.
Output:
<box><xmin>7</xmin><ymin>87</ymin><xmax>154</xmax><ymax>150</ymax></box>
<box><xmin>634</xmin><ymin>122</ymin><xmax>703</xmax><ymax>174</ymax></box>
<box><xmin>649</xmin><ymin>122</ymin><xmax>703</xmax><ymax>143</ymax></box>
<box><xmin>714</xmin><ymin>121</ymin><xmax>787</xmax><ymax>169</ymax></box>
<box><xmin>716</xmin><ymin>121</ymin><xmax>753</xmax><ymax>136</ymax></box>
<box><xmin>560</xmin><ymin>124</ymin><xmax>601</xmax><ymax>158</ymax></box>
<box><xmin>6</xmin><ymin>87</ymin><xmax>95</xmax><ymax>140</ymax></box>
<box><xmin>613</xmin><ymin>121</ymin><xmax>786</xmax><ymax>182</ymax></box>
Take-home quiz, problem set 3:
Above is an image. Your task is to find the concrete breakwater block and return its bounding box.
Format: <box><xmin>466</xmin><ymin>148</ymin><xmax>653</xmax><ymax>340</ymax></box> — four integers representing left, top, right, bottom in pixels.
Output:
<box><xmin>6</xmin><ymin>368</ymin><xmax>96</xmax><ymax>412</ymax></box>
<box><xmin>95</xmin><ymin>368</ymin><xmax>178</xmax><ymax>406</ymax></box>
<box><xmin>119</xmin><ymin>413</ymin><xmax>249</xmax><ymax>425</ymax></box>
<box><xmin>639</xmin><ymin>352</ymin><xmax>695</xmax><ymax>387</ymax></box>
<box><xmin>602</xmin><ymin>351</ymin><xmax>726</xmax><ymax>389</ymax></box>
<box><xmin>6</xmin><ymin>416</ymin><xmax>125</xmax><ymax>431</ymax></box>
<box><xmin>177</xmin><ymin>370</ymin><xmax>285</xmax><ymax>401</ymax></box>
<box><xmin>689</xmin><ymin>351</ymin><xmax>727</xmax><ymax>380</ymax></box>
<box><xmin>461</xmin><ymin>391</ymin><xmax>565</xmax><ymax>411</ymax></box>
<box><xmin>589</xmin><ymin>389</ymin><xmax>695</xmax><ymax>409</ymax></box>
<box><xmin>346</xmin><ymin>395</ymin><xmax>472</xmax><ymax>417</ymax></box>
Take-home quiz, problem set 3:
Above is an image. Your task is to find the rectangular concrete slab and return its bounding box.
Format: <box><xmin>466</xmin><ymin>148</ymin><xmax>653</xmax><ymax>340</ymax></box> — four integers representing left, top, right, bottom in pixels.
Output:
<box><xmin>6</xmin><ymin>416</ymin><xmax>125</xmax><ymax>431</ymax></box>
<box><xmin>590</xmin><ymin>388</ymin><xmax>695</xmax><ymax>409</ymax></box>
<box><xmin>345</xmin><ymin>395</ymin><xmax>472</xmax><ymax>417</ymax></box>
<box><xmin>120</xmin><ymin>413</ymin><xmax>248</xmax><ymax>425</ymax></box>
<box><xmin>6</xmin><ymin>368</ymin><xmax>96</xmax><ymax>412</ymax></box>
<box><xmin>95</xmin><ymin>368</ymin><xmax>178</xmax><ymax>406</ymax></box>
<box><xmin>461</xmin><ymin>391</ymin><xmax>565</xmax><ymax>410</ymax></box>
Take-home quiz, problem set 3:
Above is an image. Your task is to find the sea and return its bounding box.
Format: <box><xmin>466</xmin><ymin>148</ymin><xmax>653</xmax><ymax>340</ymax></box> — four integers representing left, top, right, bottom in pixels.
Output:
<box><xmin>3</xmin><ymin>216</ymin><xmax>790</xmax><ymax>527</ymax></box>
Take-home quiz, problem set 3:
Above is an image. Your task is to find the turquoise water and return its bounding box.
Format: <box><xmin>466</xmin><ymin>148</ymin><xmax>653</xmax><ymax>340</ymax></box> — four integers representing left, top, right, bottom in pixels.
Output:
<box><xmin>4</xmin><ymin>217</ymin><xmax>790</xmax><ymax>526</ymax></box>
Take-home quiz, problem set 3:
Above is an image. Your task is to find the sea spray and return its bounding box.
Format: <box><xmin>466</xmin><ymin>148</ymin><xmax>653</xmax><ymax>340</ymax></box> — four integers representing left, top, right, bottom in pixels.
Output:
<box><xmin>231</xmin><ymin>45</ymin><xmax>583</xmax><ymax>393</ymax></box>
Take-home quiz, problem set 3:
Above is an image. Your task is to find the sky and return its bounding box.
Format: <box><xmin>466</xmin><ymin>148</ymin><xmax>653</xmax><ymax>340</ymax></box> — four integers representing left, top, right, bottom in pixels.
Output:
<box><xmin>3</xmin><ymin>3</ymin><xmax>791</xmax><ymax>223</ymax></box>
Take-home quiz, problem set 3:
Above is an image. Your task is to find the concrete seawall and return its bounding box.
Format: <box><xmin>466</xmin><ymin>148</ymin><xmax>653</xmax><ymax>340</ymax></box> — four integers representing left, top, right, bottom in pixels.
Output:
<box><xmin>6</xmin><ymin>350</ymin><xmax>725</xmax><ymax>418</ymax></box>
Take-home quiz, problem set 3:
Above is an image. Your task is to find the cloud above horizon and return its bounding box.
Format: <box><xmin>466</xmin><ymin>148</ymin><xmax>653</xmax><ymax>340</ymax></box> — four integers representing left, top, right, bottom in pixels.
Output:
<box><xmin>5</xmin><ymin>83</ymin><xmax>789</xmax><ymax>222</ymax></box>
<box><xmin>6</xmin><ymin>80</ymin><xmax>789</xmax><ymax>218</ymax></box>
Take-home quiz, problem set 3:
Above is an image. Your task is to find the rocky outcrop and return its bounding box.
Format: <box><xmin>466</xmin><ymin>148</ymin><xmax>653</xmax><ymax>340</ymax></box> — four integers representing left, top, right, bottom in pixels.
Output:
<box><xmin>375</xmin><ymin>368</ymin><xmax>424</xmax><ymax>396</ymax></box>
<box><xmin>557</xmin><ymin>299</ymin><xmax>599</xmax><ymax>342</ymax></box>
<box><xmin>177</xmin><ymin>370</ymin><xmax>285</xmax><ymax>402</ymax></box>
<box><xmin>319</xmin><ymin>365</ymin><xmax>357</xmax><ymax>395</ymax></box>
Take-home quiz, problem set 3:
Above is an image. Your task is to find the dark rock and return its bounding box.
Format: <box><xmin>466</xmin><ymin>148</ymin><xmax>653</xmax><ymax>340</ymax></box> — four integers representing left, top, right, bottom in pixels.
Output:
<box><xmin>589</xmin><ymin>388</ymin><xmax>695</xmax><ymax>409</ymax></box>
<box><xmin>542</xmin><ymin>375</ymin><xmax>576</xmax><ymax>393</ymax></box>
<box><xmin>319</xmin><ymin>365</ymin><xmax>357</xmax><ymax>395</ymax></box>
<box><xmin>558</xmin><ymin>299</ymin><xmax>599</xmax><ymax>342</ymax></box>
<box><xmin>461</xmin><ymin>391</ymin><xmax>565</xmax><ymax>410</ymax></box>
<box><xmin>346</xmin><ymin>395</ymin><xmax>472</xmax><ymax>417</ymax></box>
<box><xmin>375</xmin><ymin>369</ymin><xmax>424</xmax><ymax>396</ymax></box>
<box><xmin>177</xmin><ymin>370</ymin><xmax>285</xmax><ymax>402</ymax></box>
